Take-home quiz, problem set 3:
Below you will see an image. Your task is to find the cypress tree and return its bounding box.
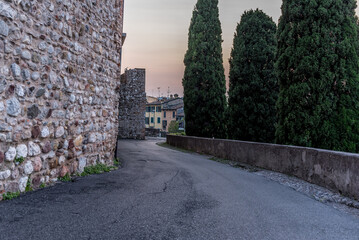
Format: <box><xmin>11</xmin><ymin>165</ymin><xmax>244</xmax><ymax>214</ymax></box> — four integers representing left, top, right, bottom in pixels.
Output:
<box><xmin>183</xmin><ymin>0</ymin><xmax>227</xmax><ymax>138</ymax></box>
<box><xmin>227</xmin><ymin>9</ymin><xmax>277</xmax><ymax>143</ymax></box>
<box><xmin>276</xmin><ymin>0</ymin><xmax>359</xmax><ymax>152</ymax></box>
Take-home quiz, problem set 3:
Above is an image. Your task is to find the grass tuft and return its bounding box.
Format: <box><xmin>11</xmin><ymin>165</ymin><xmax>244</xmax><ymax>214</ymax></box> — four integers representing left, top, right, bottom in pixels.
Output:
<box><xmin>2</xmin><ymin>191</ymin><xmax>20</xmax><ymax>200</ymax></box>
<box><xmin>80</xmin><ymin>164</ymin><xmax>116</xmax><ymax>177</ymax></box>
<box><xmin>58</xmin><ymin>173</ymin><xmax>72</xmax><ymax>182</ymax></box>
<box><xmin>15</xmin><ymin>156</ymin><xmax>25</xmax><ymax>165</ymax></box>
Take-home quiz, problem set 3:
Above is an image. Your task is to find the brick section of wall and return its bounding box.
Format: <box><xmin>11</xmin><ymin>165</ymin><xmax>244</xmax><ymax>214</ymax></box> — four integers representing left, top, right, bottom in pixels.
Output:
<box><xmin>118</xmin><ymin>68</ymin><xmax>146</xmax><ymax>140</ymax></box>
<box><xmin>167</xmin><ymin>135</ymin><xmax>359</xmax><ymax>201</ymax></box>
<box><xmin>0</xmin><ymin>0</ymin><xmax>124</xmax><ymax>195</ymax></box>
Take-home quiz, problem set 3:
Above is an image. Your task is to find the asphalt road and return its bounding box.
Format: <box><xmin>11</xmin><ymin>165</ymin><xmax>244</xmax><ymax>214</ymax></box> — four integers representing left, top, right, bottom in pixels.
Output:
<box><xmin>0</xmin><ymin>139</ymin><xmax>359</xmax><ymax>240</ymax></box>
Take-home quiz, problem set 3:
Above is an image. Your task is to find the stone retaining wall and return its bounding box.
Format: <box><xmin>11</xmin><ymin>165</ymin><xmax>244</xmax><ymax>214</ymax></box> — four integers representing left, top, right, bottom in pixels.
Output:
<box><xmin>0</xmin><ymin>0</ymin><xmax>124</xmax><ymax>195</ymax></box>
<box><xmin>118</xmin><ymin>68</ymin><xmax>146</xmax><ymax>140</ymax></box>
<box><xmin>166</xmin><ymin>135</ymin><xmax>359</xmax><ymax>200</ymax></box>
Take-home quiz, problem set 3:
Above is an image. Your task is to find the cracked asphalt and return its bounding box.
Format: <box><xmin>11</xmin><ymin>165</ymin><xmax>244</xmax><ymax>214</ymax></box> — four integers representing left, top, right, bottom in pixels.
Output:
<box><xmin>1</xmin><ymin>139</ymin><xmax>359</xmax><ymax>240</ymax></box>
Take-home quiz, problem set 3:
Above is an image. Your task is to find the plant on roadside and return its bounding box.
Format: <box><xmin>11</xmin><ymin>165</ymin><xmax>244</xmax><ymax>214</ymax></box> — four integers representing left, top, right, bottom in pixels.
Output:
<box><xmin>80</xmin><ymin>164</ymin><xmax>116</xmax><ymax>177</ymax></box>
<box><xmin>25</xmin><ymin>178</ymin><xmax>33</xmax><ymax>192</ymax></box>
<box><xmin>58</xmin><ymin>173</ymin><xmax>72</xmax><ymax>182</ymax></box>
<box><xmin>39</xmin><ymin>183</ymin><xmax>46</xmax><ymax>189</ymax></box>
<box><xmin>114</xmin><ymin>158</ymin><xmax>121</xmax><ymax>167</ymax></box>
<box><xmin>2</xmin><ymin>191</ymin><xmax>20</xmax><ymax>201</ymax></box>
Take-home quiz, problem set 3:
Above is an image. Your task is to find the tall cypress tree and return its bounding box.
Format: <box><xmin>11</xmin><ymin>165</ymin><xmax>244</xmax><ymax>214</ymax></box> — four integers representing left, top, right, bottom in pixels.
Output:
<box><xmin>276</xmin><ymin>0</ymin><xmax>359</xmax><ymax>152</ymax></box>
<box><xmin>183</xmin><ymin>0</ymin><xmax>227</xmax><ymax>138</ymax></box>
<box><xmin>227</xmin><ymin>9</ymin><xmax>277</xmax><ymax>143</ymax></box>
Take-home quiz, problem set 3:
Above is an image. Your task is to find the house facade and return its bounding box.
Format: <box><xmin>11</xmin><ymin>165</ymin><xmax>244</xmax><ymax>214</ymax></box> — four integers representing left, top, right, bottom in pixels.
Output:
<box><xmin>145</xmin><ymin>101</ymin><xmax>162</xmax><ymax>129</ymax></box>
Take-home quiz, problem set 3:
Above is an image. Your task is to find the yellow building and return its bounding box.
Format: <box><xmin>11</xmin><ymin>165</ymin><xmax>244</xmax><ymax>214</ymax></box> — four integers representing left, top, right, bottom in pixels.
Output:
<box><xmin>145</xmin><ymin>101</ymin><xmax>162</xmax><ymax>129</ymax></box>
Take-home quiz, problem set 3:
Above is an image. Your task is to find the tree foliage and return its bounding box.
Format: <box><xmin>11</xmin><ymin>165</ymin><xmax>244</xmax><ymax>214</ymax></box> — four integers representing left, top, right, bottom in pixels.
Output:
<box><xmin>168</xmin><ymin>121</ymin><xmax>179</xmax><ymax>133</ymax></box>
<box><xmin>276</xmin><ymin>0</ymin><xmax>359</xmax><ymax>152</ymax></box>
<box><xmin>227</xmin><ymin>9</ymin><xmax>277</xmax><ymax>143</ymax></box>
<box><xmin>183</xmin><ymin>0</ymin><xmax>227</xmax><ymax>138</ymax></box>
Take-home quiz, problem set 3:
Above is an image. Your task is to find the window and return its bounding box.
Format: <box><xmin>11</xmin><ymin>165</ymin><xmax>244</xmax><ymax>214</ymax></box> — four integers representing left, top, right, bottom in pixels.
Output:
<box><xmin>157</xmin><ymin>117</ymin><xmax>161</xmax><ymax>124</ymax></box>
<box><xmin>164</xmin><ymin>111</ymin><xmax>166</xmax><ymax>118</ymax></box>
<box><xmin>146</xmin><ymin>107</ymin><xmax>150</xmax><ymax>112</ymax></box>
<box><xmin>145</xmin><ymin>117</ymin><xmax>149</xmax><ymax>124</ymax></box>
<box><xmin>162</xmin><ymin>120</ymin><xmax>167</xmax><ymax>129</ymax></box>
<box><xmin>151</xmin><ymin>117</ymin><xmax>154</xmax><ymax>123</ymax></box>
<box><xmin>173</xmin><ymin>111</ymin><xmax>175</xmax><ymax>118</ymax></box>
<box><xmin>156</xmin><ymin>106</ymin><xmax>161</xmax><ymax>112</ymax></box>
<box><xmin>151</xmin><ymin>107</ymin><xmax>155</xmax><ymax>112</ymax></box>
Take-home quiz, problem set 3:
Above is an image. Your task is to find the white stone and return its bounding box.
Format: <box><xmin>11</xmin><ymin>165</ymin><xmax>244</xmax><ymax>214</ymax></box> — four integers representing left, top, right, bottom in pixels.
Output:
<box><xmin>28</xmin><ymin>141</ymin><xmax>41</xmax><ymax>156</ymax></box>
<box><xmin>0</xmin><ymin>170</ymin><xmax>11</xmax><ymax>180</ymax></box>
<box><xmin>21</xmin><ymin>50</ymin><xmax>31</xmax><ymax>60</ymax></box>
<box><xmin>0</xmin><ymin>101</ymin><xmax>4</xmax><ymax>112</ymax></box>
<box><xmin>11</xmin><ymin>63</ymin><xmax>21</xmax><ymax>77</ymax></box>
<box><xmin>5</xmin><ymin>146</ymin><xmax>16</xmax><ymax>161</ymax></box>
<box><xmin>6</xmin><ymin>97</ymin><xmax>21</xmax><ymax>117</ymax></box>
<box><xmin>19</xmin><ymin>176</ymin><xmax>28</xmax><ymax>192</ymax></box>
<box><xmin>0</xmin><ymin>133</ymin><xmax>6</xmax><ymax>142</ymax></box>
<box><xmin>0</xmin><ymin>20</ymin><xmax>9</xmax><ymax>37</ymax></box>
<box><xmin>55</xmin><ymin>126</ymin><xmax>65</xmax><ymax>138</ymax></box>
<box><xmin>78</xmin><ymin>157</ymin><xmax>86</xmax><ymax>172</ymax></box>
<box><xmin>22</xmin><ymin>35</ymin><xmax>31</xmax><ymax>44</ymax></box>
<box><xmin>89</xmin><ymin>133</ymin><xmax>96</xmax><ymax>143</ymax></box>
<box><xmin>59</xmin><ymin>156</ymin><xmax>66</xmax><ymax>165</ymax></box>
<box><xmin>38</xmin><ymin>41</ymin><xmax>47</xmax><ymax>51</ymax></box>
<box><xmin>24</xmin><ymin>161</ymin><xmax>33</xmax><ymax>175</ymax></box>
<box><xmin>31</xmin><ymin>72</ymin><xmax>40</xmax><ymax>81</ymax></box>
<box><xmin>41</xmin><ymin>126</ymin><xmax>50</xmax><ymax>138</ymax></box>
<box><xmin>0</xmin><ymin>2</ymin><xmax>17</xmax><ymax>20</ymax></box>
<box><xmin>49</xmin><ymin>3</ymin><xmax>54</xmax><ymax>12</ymax></box>
<box><xmin>69</xmin><ymin>94</ymin><xmax>76</xmax><ymax>103</ymax></box>
<box><xmin>16</xmin><ymin>144</ymin><xmax>27</xmax><ymax>158</ymax></box>
<box><xmin>15</xmin><ymin>85</ymin><xmax>25</xmax><ymax>97</ymax></box>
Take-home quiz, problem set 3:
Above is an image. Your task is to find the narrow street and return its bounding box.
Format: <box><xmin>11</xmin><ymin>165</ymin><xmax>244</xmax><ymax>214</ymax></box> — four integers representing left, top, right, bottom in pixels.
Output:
<box><xmin>0</xmin><ymin>139</ymin><xmax>358</xmax><ymax>240</ymax></box>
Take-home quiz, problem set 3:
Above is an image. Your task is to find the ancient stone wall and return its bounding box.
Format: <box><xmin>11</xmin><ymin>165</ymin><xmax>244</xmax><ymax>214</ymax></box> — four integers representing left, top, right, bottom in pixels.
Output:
<box><xmin>118</xmin><ymin>68</ymin><xmax>146</xmax><ymax>140</ymax></box>
<box><xmin>0</xmin><ymin>0</ymin><xmax>124</xmax><ymax>195</ymax></box>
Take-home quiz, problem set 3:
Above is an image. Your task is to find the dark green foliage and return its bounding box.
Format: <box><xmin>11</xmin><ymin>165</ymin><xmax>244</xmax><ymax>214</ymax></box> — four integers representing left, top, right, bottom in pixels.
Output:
<box><xmin>276</xmin><ymin>0</ymin><xmax>359</xmax><ymax>152</ymax></box>
<box><xmin>227</xmin><ymin>9</ymin><xmax>277</xmax><ymax>143</ymax></box>
<box><xmin>183</xmin><ymin>0</ymin><xmax>227</xmax><ymax>138</ymax></box>
<box><xmin>15</xmin><ymin>156</ymin><xmax>25</xmax><ymax>165</ymax></box>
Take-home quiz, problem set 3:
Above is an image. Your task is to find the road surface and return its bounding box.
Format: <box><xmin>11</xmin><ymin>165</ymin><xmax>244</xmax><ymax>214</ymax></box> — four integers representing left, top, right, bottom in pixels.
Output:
<box><xmin>0</xmin><ymin>139</ymin><xmax>358</xmax><ymax>240</ymax></box>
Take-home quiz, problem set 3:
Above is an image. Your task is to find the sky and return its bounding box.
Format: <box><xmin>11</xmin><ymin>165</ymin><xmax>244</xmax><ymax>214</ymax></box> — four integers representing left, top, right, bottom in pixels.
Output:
<box><xmin>121</xmin><ymin>0</ymin><xmax>359</xmax><ymax>97</ymax></box>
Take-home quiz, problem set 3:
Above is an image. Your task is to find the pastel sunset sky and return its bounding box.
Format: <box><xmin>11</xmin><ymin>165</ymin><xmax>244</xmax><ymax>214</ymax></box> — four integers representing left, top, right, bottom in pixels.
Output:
<box><xmin>121</xmin><ymin>0</ymin><xmax>359</xmax><ymax>97</ymax></box>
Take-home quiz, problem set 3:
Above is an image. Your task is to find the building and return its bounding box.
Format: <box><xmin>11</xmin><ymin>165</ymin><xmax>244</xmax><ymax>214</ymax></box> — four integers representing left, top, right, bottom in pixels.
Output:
<box><xmin>161</xmin><ymin>98</ymin><xmax>184</xmax><ymax>132</ymax></box>
<box><xmin>145</xmin><ymin>101</ymin><xmax>162</xmax><ymax>129</ymax></box>
<box><xmin>145</xmin><ymin>97</ymin><xmax>185</xmax><ymax>133</ymax></box>
<box><xmin>177</xmin><ymin>107</ymin><xmax>185</xmax><ymax>130</ymax></box>
<box><xmin>146</xmin><ymin>96</ymin><xmax>158</xmax><ymax>103</ymax></box>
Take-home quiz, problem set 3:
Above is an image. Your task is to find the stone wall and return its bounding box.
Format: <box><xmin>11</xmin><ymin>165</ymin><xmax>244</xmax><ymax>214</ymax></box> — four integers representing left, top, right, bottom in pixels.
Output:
<box><xmin>0</xmin><ymin>0</ymin><xmax>124</xmax><ymax>195</ymax></box>
<box><xmin>118</xmin><ymin>68</ymin><xmax>146</xmax><ymax>140</ymax></box>
<box><xmin>167</xmin><ymin>135</ymin><xmax>359</xmax><ymax>200</ymax></box>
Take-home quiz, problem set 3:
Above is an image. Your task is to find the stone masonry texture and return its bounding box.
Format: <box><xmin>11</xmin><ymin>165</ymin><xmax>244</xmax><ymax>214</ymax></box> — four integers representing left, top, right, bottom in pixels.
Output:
<box><xmin>118</xmin><ymin>68</ymin><xmax>146</xmax><ymax>140</ymax></box>
<box><xmin>0</xmin><ymin>0</ymin><xmax>124</xmax><ymax>195</ymax></box>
